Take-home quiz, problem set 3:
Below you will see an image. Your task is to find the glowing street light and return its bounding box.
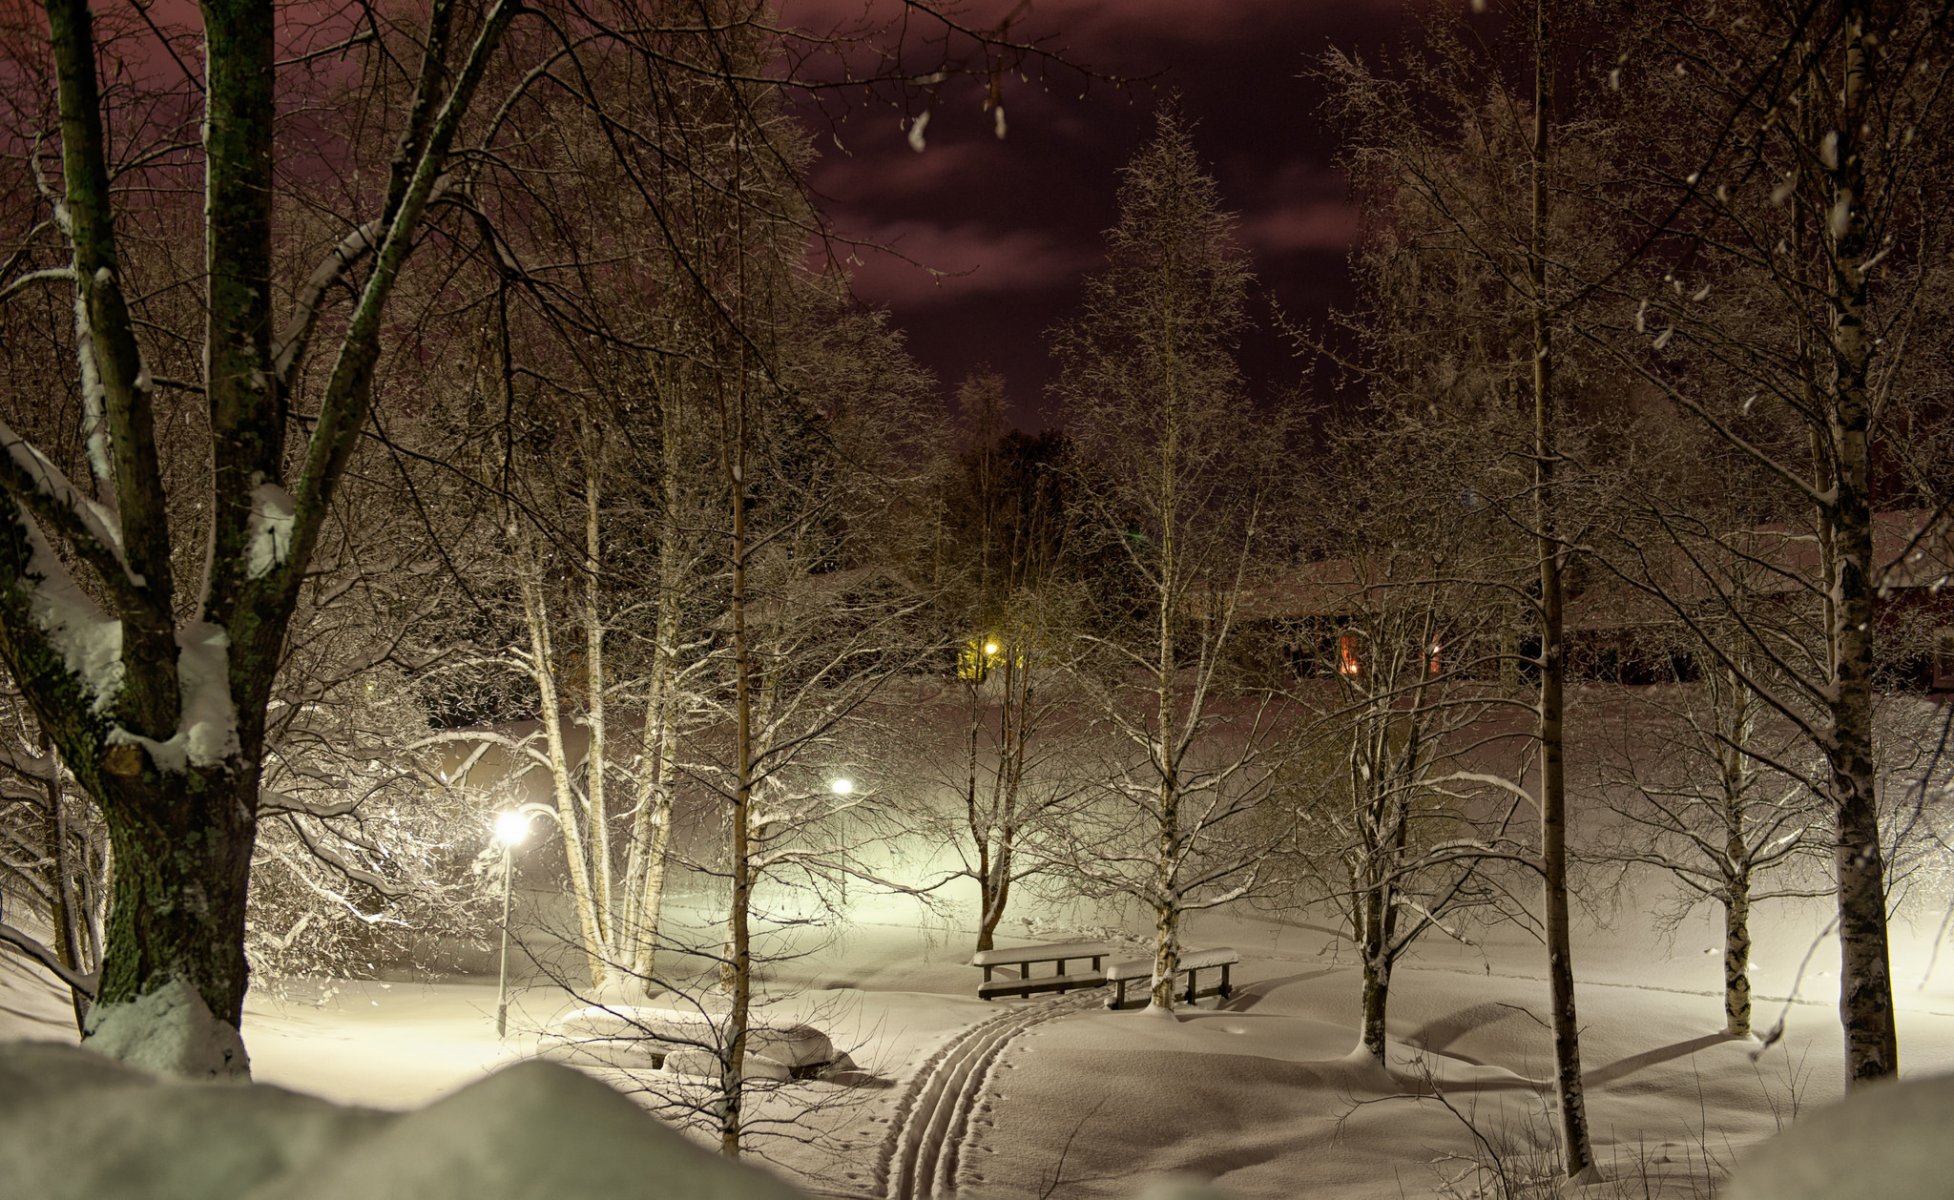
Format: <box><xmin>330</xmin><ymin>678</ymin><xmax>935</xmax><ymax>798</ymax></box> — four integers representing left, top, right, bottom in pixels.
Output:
<box><xmin>492</xmin><ymin>808</ymin><xmax>538</xmax><ymax>1038</ymax></box>
<box><xmin>494</xmin><ymin>809</ymin><xmax>532</xmax><ymax>848</ymax></box>
<box><xmin>829</xmin><ymin>777</ymin><xmax>854</xmax><ymax>796</ymax></box>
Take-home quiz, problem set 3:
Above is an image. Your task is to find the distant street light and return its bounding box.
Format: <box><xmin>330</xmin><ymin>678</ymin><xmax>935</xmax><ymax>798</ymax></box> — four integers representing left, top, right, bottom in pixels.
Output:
<box><xmin>493</xmin><ymin>809</ymin><xmax>535</xmax><ymax>1039</ymax></box>
<box><xmin>829</xmin><ymin>777</ymin><xmax>856</xmax><ymax>903</ymax></box>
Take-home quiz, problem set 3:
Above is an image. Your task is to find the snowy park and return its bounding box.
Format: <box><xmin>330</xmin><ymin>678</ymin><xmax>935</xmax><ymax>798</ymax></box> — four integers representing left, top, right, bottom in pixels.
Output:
<box><xmin>2</xmin><ymin>0</ymin><xmax>1953</xmax><ymax>1196</ymax></box>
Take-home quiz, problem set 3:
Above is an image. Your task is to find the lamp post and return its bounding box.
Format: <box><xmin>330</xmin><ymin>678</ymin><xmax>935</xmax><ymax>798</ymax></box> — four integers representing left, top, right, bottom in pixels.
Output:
<box><xmin>829</xmin><ymin>777</ymin><xmax>854</xmax><ymax>904</ymax></box>
<box><xmin>492</xmin><ymin>809</ymin><xmax>532</xmax><ymax>1038</ymax></box>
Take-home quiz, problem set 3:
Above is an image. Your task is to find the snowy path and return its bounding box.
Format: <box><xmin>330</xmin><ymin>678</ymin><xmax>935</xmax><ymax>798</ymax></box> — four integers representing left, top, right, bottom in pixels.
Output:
<box><xmin>875</xmin><ymin>988</ymin><xmax>1103</xmax><ymax>1200</ymax></box>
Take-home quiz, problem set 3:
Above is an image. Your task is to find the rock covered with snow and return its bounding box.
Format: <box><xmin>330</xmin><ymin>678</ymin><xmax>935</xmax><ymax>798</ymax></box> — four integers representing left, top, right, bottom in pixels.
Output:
<box><xmin>0</xmin><ymin>1041</ymin><xmax>813</xmax><ymax>1200</ymax></box>
<box><xmin>543</xmin><ymin>1003</ymin><xmax>837</xmax><ymax>1077</ymax></box>
<box><xmin>1723</xmin><ymin>1071</ymin><xmax>1954</xmax><ymax>1200</ymax></box>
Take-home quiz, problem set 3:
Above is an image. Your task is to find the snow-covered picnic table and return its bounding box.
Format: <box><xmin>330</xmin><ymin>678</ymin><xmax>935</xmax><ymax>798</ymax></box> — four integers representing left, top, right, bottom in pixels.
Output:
<box><xmin>1104</xmin><ymin>947</ymin><xmax>1239</xmax><ymax>1009</ymax></box>
<box><xmin>969</xmin><ymin>940</ymin><xmax>1112</xmax><ymax>1000</ymax></box>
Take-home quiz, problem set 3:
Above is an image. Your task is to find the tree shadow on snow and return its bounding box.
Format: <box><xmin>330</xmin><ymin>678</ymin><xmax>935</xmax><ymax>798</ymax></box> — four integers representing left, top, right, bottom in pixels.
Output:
<box><xmin>1584</xmin><ymin>1033</ymin><xmax>1735</xmax><ymax>1088</ymax></box>
<box><xmin>1216</xmin><ymin>969</ymin><xmax>1340</xmax><ymax>1012</ymax></box>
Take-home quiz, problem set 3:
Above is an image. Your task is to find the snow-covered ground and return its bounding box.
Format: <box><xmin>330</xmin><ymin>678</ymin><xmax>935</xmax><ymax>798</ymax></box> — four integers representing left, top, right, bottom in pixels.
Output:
<box><xmin>6</xmin><ymin>897</ymin><xmax>1954</xmax><ymax>1198</ymax></box>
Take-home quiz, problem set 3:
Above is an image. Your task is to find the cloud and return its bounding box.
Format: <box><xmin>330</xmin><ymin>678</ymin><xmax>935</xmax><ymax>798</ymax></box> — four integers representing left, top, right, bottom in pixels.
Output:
<box><xmin>1236</xmin><ymin>199</ymin><xmax>1361</xmax><ymax>256</ymax></box>
<box><xmin>812</xmin><ymin>138</ymin><xmax>990</xmax><ymax>203</ymax></box>
<box><xmin>823</xmin><ymin>218</ymin><xmax>1095</xmax><ymax>306</ymax></box>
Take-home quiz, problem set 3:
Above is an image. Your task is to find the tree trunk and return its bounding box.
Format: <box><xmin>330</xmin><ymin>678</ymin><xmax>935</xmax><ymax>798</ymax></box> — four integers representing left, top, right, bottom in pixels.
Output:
<box><xmin>1822</xmin><ymin>3</ymin><xmax>1898</xmax><ymax>1089</ymax></box>
<box><xmin>1723</xmin><ymin>883</ymin><xmax>1752</xmax><ymax>1038</ymax></box>
<box><xmin>579</xmin><ymin>428</ymin><xmax>615</xmax><ymax>946</ymax></box>
<box><xmin>87</xmin><ymin>764</ymin><xmax>255</xmax><ymax>1076</ymax></box>
<box><xmin>625</xmin><ymin>379</ymin><xmax>688</xmax><ymax>991</ymax></box>
<box><xmin>718</xmin><ymin>339</ymin><xmax>754</xmax><ymax>1158</ymax></box>
<box><xmin>1359</xmin><ymin>950</ymin><xmax>1392</xmax><ymax>1063</ymax></box>
<box><xmin>1530</xmin><ymin>0</ymin><xmax>1593</xmax><ymax>1174</ymax></box>
<box><xmin>1150</xmin><ymin>896</ymin><xmax>1182</xmax><ymax>1011</ymax></box>
<box><xmin>513</xmin><ymin>523</ymin><xmax>609</xmax><ymax>990</ymax></box>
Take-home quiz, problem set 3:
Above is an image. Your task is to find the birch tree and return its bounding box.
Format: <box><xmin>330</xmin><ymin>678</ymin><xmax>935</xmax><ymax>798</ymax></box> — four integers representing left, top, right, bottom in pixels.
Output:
<box><xmin>1051</xmin><ymin>108</ymin><xmax>1296</xmax><ymax>1012</ymax></box>
<box><xmin>1588</xmin><ymin>0</ymin><xmax>1954</xmax><ymax>1086</ymax></box>
<box><xmin>1321</xmin><ymin>0</ymin><xmax>1607</xmax><ymax>1170</ymax></box>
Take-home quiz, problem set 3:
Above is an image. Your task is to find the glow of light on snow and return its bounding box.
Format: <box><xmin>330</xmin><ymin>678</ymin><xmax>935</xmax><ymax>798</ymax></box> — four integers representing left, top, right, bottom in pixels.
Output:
<box><xmin>993</xmin><ymin>105</ymin><xmax>1007</xmax><ymax>140</ymax></box>
<box><xmin>246</xmin><ymin>479</ymin><xmax>297</xmax><ymax>579</ymax></box>
<box><xmin>907</xmin><ymin>109</ymin><xmax>930</xmax><ymax>153</ymax></box>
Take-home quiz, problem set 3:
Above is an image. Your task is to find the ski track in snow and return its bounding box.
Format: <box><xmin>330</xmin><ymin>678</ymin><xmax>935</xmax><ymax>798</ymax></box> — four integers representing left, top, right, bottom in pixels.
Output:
<box><xmin>875</xmin><ymin>989</ymin><xmax>1102</xmax><ymax>1200</ymax></box>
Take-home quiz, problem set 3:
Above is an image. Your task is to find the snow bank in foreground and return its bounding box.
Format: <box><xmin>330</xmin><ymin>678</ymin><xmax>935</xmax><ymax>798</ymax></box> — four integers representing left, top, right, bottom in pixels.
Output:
<box><xmin>1723</xmin><ymin>1072</ymin><xmax>1954</xmax><ymax>1200</ymax></box>
<box><xmin>0</xmin><ymin>1041</ymin><xmax>809</xmax><ymax>1200</ymax></box>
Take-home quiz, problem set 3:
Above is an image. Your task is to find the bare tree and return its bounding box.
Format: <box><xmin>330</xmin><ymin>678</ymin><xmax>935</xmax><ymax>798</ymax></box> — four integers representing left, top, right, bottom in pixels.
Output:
<box><xmin>927</xmin><ymin>380</ymin><xmax>1084</xmax><ymax>951</ymax></box>
<box><xmin>1050</xmin><ymin>107</ymin><xmax>1297</xmax><ymax>1012</ymax></box>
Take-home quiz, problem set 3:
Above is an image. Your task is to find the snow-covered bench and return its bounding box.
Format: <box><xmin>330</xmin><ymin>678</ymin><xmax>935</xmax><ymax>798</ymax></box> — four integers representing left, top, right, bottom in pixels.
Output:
<box><xmin>1104</xmin><ymin>947</ymin><xmax>1239</xmax><ymax>1009</ymax></box>
<box><xmin>542</xmin><ymin>1005</ymin><xmax>843</xmax><ymax>1081</ymax></box>
<box><xmin>970</xmin><ymin>940</ymin><xmax>1112</xmax><ymax>1001</ymax></box>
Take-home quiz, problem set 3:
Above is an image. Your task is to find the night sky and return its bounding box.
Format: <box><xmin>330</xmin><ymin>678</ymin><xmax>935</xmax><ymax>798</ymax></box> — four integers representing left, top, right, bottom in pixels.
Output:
<box><xmin>790</xmin><ymin>0</ymin><xmax>1418</xmax><ymax>428</ymax></box>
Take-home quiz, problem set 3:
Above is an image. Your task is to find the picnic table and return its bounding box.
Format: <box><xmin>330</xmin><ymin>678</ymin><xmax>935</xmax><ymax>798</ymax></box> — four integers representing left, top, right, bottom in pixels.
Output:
<box><xmin>1103</xmin><ymin>947</ymin><xmax>1240</xmax><ymax>1009</ymax></box>
<box><xmin>969</xmin><ymin>939</ymin><xmax>1113</xmax><ymax>1000</ymax></box>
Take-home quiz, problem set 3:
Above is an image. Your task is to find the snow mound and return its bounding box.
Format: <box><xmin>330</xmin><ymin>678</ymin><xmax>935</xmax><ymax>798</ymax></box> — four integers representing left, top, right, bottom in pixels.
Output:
<box><xmin>0</xmin><ymin>1041</ymin><xmax>385</xmax><ymax>1198</ymax></box>
<box><xmin>1723</xmin><ymin>1071</ymin><xmax>1954</xmax><ymax>1200</ymax></box>
<box><xmin>0</xmin><ymin>1042</ymin><xmax>810</xmax><ymax>1200</ymax></box>
<box><xmin>84</xmin><ymin>979</ymin><xmax>250</xmax><ymax>1079</ymax></box>
<box><xmin>544</xmin><ymin>1003</ymin><xmax>836</xmax><ymax>1074</ymax></box>
<box><xmin>267</xmin><ymin>1059</ymin><xmax>807</xmax><ymax>1200</ymax></box>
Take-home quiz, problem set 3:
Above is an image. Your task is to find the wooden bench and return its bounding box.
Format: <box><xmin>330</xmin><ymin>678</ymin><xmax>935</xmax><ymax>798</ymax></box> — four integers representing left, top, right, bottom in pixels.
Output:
<box><xmin>1104</xmin><ymin>947</ymin><xmax>1240</xmax><ymax>1009</ymax></box>
<box><xmin>970</xmin><ymin>940</ymin><xmax>1112</xmax><ymax>1001</ymax></box>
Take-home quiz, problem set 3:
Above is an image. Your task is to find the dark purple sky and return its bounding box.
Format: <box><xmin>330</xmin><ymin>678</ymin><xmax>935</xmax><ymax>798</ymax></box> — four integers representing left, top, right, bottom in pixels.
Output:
<box><xmin>790</xmin><ymin>0</ymin><xmax>1417</xmax><ymax>428</ymax></box>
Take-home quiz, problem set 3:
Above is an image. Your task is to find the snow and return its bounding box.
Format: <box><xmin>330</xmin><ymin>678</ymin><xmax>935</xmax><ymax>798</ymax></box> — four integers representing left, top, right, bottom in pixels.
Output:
<box><xmin>972</xmin><ymin>940</ymin><xmax>1112</xmax><ymax>966</ymax></box>
<box><xmin>8</xmin><ymin>893</ymin><xmax>1954</xmax><ymax>1196</ymax></box>
<box><xmin>82</xmin><ymin>978</ymin><xmax>249</xmax><ymax>1079</ymax></box>
<box><xmin>16</xmin><ymin>506</ymin><xmax>124</xmax><ymax>712</ymax></box>
<box><xmin>245</xmin><ymin>479</ymin><xmax>296</xmax><ymax>579</ymax></box>
<box><xmin>1724</xmin><ymin>1072</ymin><xmax>1954</xmax><ymax>1200</ymax></box>
<box><xmin>0</xmin><ymin>1042</ymin><xmax>805</xmax><ymax>1200</ymax></box>
<box><xmin>1105</xmin><ymin>947</ymin><xmax>1239</xmax><ymax>979</ymax></box>
<box><xmin>105</xmin><ymin>621</ymin><xmax>240</xmax><ymax>771</ymax></box>
<box><xmin>542</xmin><ymin>1002</ymin><xmax>837</xmax><ymax>1074</ymax></box>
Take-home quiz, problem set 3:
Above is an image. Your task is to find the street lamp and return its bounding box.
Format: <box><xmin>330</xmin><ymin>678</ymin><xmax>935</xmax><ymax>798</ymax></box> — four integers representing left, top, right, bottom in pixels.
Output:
<box><xmin>492</xmin><ymin>809</ymin><xmax>533</xmax><ymax>1038</ymax></box>
<box><xmin>829</xmin><ymin>777</ymin><xmax>855</xmax><ymax>903</ymax></box>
